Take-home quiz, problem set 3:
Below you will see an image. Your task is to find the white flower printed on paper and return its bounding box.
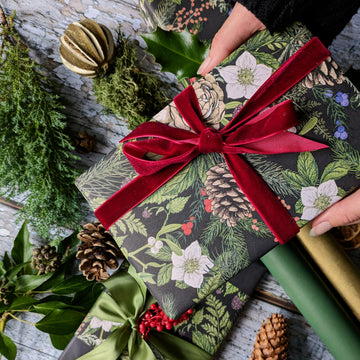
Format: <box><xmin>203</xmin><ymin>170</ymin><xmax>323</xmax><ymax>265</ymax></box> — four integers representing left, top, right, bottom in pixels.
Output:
<box><xmin>89</xmin><ymin>317</ymin><xmax>121</xmax><ymax>332</ymax></box>
<box><xmin>148</xmin><ymin>236</ymin><xmax>163</xmax><ymax>254</ymax></box>
<box><xmin>301</xmin><ymin>180</ymin><xmax>341</xmax><ymax>220</ymax></box>
<box><xmin>218</xmin><ymin>51</ymin><xmax>272</xmax><ymax>99</ymax></box>
<box><xmin>171</xmin><ymin>240</ymin><xmax>214</xmax><ymax>288</ymax></box>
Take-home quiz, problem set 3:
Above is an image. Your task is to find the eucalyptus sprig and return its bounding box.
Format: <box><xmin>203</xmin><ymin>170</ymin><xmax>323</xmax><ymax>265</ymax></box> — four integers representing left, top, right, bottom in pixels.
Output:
<box><xmin>0</xmin><ymin>8</ymin><xmax>84</xmax><ymax>238</ymax></box>
<box><xmin>0</xmin><ymin>222</ymin><xmax>104</xmax><ymax>360</ymax></box>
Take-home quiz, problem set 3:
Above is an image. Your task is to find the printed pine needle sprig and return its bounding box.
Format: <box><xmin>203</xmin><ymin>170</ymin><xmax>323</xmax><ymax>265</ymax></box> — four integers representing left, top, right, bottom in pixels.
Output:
<box><xmin>0</xmin><ymin>9</ymin><xmax>83</xmax><ymax>238</ymax></box>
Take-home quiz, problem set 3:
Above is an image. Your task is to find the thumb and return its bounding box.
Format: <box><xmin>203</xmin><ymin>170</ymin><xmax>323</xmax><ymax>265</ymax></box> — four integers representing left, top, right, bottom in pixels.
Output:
<box><xmin>197</xmin><ymin>3</ymin><xmax>265</xmax><ymax>76</ymax></box>
<box><xmin>310</xmin><ymin>188</ymin><xmax>360</xmax><ymax>236</ymax></box>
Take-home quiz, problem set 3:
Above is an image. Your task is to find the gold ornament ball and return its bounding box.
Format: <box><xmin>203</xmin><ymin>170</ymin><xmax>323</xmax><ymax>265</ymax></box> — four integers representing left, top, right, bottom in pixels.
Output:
<box><xmin>60</xmin><ymin>18</ymin><xmax>115</xmax><ymax>78</ymax></box>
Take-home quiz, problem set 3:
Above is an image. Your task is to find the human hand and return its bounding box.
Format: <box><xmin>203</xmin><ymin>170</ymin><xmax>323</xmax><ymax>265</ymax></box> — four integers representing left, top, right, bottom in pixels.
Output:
<box><xmin>197</xmin><ymin>2</ymin><xmax>266</xmax><ymax>76</ymax></box>
<box><xmin>310</xmin><ymin>188</ymin><xmax>360</xmax><ymax>236</ymax></box>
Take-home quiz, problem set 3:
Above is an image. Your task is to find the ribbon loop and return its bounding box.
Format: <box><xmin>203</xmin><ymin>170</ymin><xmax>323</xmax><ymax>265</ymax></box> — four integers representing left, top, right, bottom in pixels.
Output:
<box><xmin>199</xmin><ymin>127</ymin><xmax>223</xmax><ymax>153</ymax></box>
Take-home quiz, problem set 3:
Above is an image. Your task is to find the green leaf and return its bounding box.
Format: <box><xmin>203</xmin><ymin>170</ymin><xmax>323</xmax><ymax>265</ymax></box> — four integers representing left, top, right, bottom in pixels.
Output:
<box><xmin>295</xmin><ymin>198</ymin><xmax>304</xmax><ymax>214</ymax></box>
<box><xmin>175</xmin><ymin>281</ymin><xmax>189</xmax><ymax>289</ymax></box>
<box><xmin>283</xmin><ymin>170</ymin><xmax>308</xmax><ymax>190</ymax></box>
<box><xmin>33</xmin><ymin>301</ymin><xmax>83</xmax><ymax>315</ymax></box>
<box><xmin>320</xmin><ymin>162</ymin><xmax>349</xmax><ymax>182</ymax></box>
<box><xmin>163</xmin><ymin>238</ymin><xmax>183</xmax><ymax>256</ymax></box>
<box><xmin>51</xmin><ymin>275</ymin><xmax>92</xmax><ymax>295</ymax></box>
<box><xmin>224</xmin><ymin>282</ymin><xmax>239</xmax><ymax>297</ymax></box>
<box><xmin>50</xmin><ymin>333</ymin><xmax>74</xmax><ymax>350</ymax></box>
<box><xmin>157</xmin><ymin>263</ymin><xmax>173</xmax><ymax>286</ymax></box>
<box><xmin>14</xmin><ymin>273</ymin><xmax>53</xmax><ymax>293</ymax></box>
<box><xmin>252</xmin><ymin>51</ymin><xmax>279</xmax><ymax>70</ymax></box>
<box><xmin>11</xmin><ymin>222</ymin><xmax>33</xmax><ymax>271</ymax></box>
<box><xmin>0</xmin><ymin>261</ymin><xmax>6</xmax><ymax>277</ymax></box>
<box><xmin>166</xmin><ymin>196</ymin><xmax>191</xmax><ymax>214</ymax></box>
<box><xmin>8</xmin><ymin>296</ymin><xmax>39</xmax><ymax>310</ymax></box>
<box><xmin>0</xmin><ymin>331</ymin><xmax>17</xmax><ymax>360</ymax></box>
<box><xmin>299</xmin><ymin>116</ymin><xmax>318</xmax><ymax>135</ymax></box>
<box><xmin>137</xmin><ymin>272</ymin><xmax>156</xmax><ymax>284</ymax></box>
<box><xmin>297</xmin><ymin>152</ymin><xmax>318</xmax><ymax>185</ymax></box>
<box><xmin>192</xmin><ymin>308</ymin><xmax>204</xmax><ymax>325</ymax></box>
<box><xmin>141</xmin><ymin>28</ymin><xmax>208</xmax><ymax>79</ymax></box>
<box><xmin>35</xmin><ymin>309</ymin><xmax>85</xmax><ymax>335</ymax></box>
<box><xmin>2</xmin><ymin>252</ymin><xmax>12</xmax><ymax>271</ymax></box>
<box><xmin>5</xmin><ymin>262</ymin><xmax>30</xmax><ymax>281</ymax></box>
<box><xmin>157</xmin><ymin>224</ymin><xmax>183</xmax><ymax>237</ymax></box>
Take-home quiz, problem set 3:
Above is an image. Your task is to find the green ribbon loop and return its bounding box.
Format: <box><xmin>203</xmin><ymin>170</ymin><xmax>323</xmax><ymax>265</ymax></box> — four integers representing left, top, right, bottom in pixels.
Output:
<box><xmin>78</xmin><ymin>267</ymin><xmax>212</xmax><ymax>360</ymax></box>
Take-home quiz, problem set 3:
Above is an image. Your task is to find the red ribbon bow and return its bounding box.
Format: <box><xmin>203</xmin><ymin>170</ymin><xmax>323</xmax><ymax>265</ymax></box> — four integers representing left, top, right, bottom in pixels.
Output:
<box><xmin>95</xmin><ymin>37</ymin><xmax>330</xmax><ymax>244</ymax></box>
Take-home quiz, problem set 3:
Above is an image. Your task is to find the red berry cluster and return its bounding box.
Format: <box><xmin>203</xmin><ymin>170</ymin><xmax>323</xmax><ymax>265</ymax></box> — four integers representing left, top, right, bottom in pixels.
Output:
<box><xmin>138</xmin><ymin>303</ymin><xmax>193</xmax><ymax>340</ymax></box>
<box><xmin>200</xmin><ymin>188</ymin><xmax>212</xmax><ymax>213</ymax></box>
<box><xmin>181</xmin><ymin>216</ymin><xmax>195</xmax><ymax>235</ymax></box>
<box><xmin>169</xmin><ymin>0</ymin><xmax>210</xmax><ymax>34</ymax></box>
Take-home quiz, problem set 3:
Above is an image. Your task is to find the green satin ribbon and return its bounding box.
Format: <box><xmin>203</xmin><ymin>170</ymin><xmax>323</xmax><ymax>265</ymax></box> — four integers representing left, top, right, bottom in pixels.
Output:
<box><xmin>78</xmin><ymin>267</ymin><xmax>212</xmax><ymax>360</ymax></box>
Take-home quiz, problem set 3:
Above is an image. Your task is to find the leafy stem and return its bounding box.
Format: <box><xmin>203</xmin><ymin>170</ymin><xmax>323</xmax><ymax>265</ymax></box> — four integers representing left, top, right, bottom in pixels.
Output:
<box><xmin>6</xmin><ymin>312</ymin><xmax>35</xmax><ymax>326</ymax></box>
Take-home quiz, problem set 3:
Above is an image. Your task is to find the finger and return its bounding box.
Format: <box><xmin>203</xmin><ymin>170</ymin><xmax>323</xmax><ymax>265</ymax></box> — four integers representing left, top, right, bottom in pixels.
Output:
<box><xmin>197</xmin><ymin>3</ymin><xmax>265</xmax><ymax>76</ymax></box>
<box><xmin>310</xmin><ymin>188</ymin><xmax>360</xmax><ymax>236</ymax></box>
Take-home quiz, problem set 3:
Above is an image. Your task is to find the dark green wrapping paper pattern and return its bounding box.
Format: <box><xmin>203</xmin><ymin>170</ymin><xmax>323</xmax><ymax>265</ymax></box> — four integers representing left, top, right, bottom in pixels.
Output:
<box><xmin>59</xmin><ymin>262</ymin><xmax>266</xmax><ymax>359</ymax></box>
<box><xmin>76</xmin><ymin>22</ymin><xmax>360</xmax><ymax>319</ymax></box>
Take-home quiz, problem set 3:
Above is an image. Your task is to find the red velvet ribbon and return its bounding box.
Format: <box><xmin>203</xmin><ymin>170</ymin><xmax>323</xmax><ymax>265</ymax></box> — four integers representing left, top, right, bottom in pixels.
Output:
<box><xmin>95</xmin><ymin>37</ymin><xmax>330</xmax><ymax>244</ymax></box>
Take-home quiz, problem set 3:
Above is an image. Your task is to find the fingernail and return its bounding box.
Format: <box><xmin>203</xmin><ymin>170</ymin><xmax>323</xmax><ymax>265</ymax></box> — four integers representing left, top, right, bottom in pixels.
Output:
<box><xmin>197</xmin><ymin>56</ymin><xmax>212</xmax><ymax>75</ymax></box>
<box><xmin>309</xmin><ymin>221</ymin><xmax>332</xmax><ymax>237</ymax></box>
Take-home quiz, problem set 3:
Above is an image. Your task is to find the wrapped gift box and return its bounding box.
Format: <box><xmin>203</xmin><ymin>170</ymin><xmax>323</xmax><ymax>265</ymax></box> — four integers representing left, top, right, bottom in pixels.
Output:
<box><xmin>59</xmin><ymin>262</ymin><xmax>265</xmax><ymax>359</ymax></box>
<box><xmin>76</xmin><ymin>24</ymin><xmax>360</xmax><ymax>319</ymax></box>
<box><xmin>139</xmin><ymin>0</ymin><xmax>235</xmax><ymax>41</ymax></box>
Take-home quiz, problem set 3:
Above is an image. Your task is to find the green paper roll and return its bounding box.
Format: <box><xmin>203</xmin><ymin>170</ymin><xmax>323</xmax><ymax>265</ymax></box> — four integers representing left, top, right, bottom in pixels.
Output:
<box><xmin>261</xmin><ymin>239</ymin><xmax>360</xmax><ymax>360</ymax></box>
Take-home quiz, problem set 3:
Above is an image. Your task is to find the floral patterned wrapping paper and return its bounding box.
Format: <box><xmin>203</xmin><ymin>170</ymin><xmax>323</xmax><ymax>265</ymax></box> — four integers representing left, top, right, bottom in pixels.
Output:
<box><xmin>76</xmin><ymin>24</ymin><xmax>360</xmax><ymax>319</ymax></box>
<box><xmin>59</xmin><ymin>262</ymin><xmax>266</xmax><ymax>359</ymax></box>
<box><xmin>139</xmin><ymin>0</ymin><xmax>235</xmax><ymax>41</ymax></box>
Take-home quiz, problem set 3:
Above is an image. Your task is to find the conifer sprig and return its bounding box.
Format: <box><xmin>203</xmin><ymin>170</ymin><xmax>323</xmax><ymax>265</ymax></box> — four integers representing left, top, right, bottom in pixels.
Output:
<box><xmin>0</xmin><ymin>8</ymin><xmax>83</xmax><ymax>238</ymax></box>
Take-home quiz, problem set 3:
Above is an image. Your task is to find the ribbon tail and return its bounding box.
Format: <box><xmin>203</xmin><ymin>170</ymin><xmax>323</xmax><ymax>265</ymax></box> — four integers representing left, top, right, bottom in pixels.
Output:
<box><xmin>149</xmin><ymin>331</ymin><xmax>212</xmax><ymax>360</ymax></box>
<box><xmin>95</xmin><ymin>162</ymin><xmax>190</xmax><ymax>230</ymax></box>
<box><xmin>225</xmin><ymin>154</ymin><xmax>299</xmax><ymax>244</ymax></box>
<box><xmin>129</xmin><ymin>332</ymin><xmax>157</xmax><ymax>360</ymax></box>
<box><xmin>77</xmin><ymin>326</ymin><xmax>131</xmax><ymax>360</ymax></box>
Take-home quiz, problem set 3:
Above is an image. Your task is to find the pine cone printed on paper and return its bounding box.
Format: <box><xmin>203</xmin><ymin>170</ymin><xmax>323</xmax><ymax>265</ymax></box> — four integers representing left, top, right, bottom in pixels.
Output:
<box><xmin>336</xmin><ymin>224</ymin><xmax>360</xmax><ymax>250</ymax></box>
<box><xmin>250</xmin><ymin>313</ymin><xmax>288</xmax><ymax>360</ymax></box>
<box><xmin>205</xmin><ymin>163</ymin><xmax>252</xmax><ymax>227</ymax></box>
<box><xmin>76</xmin><ymin>221</ymin><xmax>123</xmax><ymax>281</ymax></box>
<box><xmin>302</xmin><ymin>56</ymin><xmax>345</xmax><ymax>88</ymax></box>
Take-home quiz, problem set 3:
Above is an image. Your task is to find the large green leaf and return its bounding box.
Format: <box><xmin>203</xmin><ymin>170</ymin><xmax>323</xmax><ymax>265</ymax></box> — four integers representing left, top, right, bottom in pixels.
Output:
<box><xmin>51</xmin><ymin>275</ymin><xmax>93</xmax><ymax>295</ymax></box>
<box><xmin>320</xmin><ymin>161</ymin><xmax>349</xmax><ymax>183</ymax></box>
<box><xmin>0</xmin><ymin>332</ymin><xmax>17</xmax><ymax>360</ymax></box>
<box><xmin>35</xmin><ymin>309</ymin><xmax>85</xmax><ymax>335</ymax></box>
<box><xmin>11</xmin><ymin>222</ymin><xmax>33</xmax><ymax>273</ymax></box>
<box><xmin>50</xmin><ymin>333</ymin><xmax>74</xmax><ymax>350</ymax></box>
<box><xmin>8</xmin><ymin>296</ymin><xmax>39</xmax><ymax>311</ymax></box>
<box><xmin>141</xmin><ymin>28</ymin><xmax>209</xmax><ymax>79</ymax></box>
<box><xmin>33</xmin><ymin>301</ymin><xmax>82</xmax><ymax>315</ymax></box>
<box><xmin>14</xmin><ymin>273</ymin><xmax>53</xmax><ymax>293</ymax></box>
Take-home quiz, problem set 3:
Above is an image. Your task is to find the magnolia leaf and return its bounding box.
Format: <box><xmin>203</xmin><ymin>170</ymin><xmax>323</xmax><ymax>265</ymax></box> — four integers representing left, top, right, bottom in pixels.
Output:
<box><xmin>11</xmin><ymin>222</ymin><xmax>33</xmax><ymax>273</ymax></box>
<box><xmin>35</xmin><ymin>308</ymin><xmax>85</xmax><ymax>335</ymax></box>
<box><xmin>33</xmin><ymin>301</ymin><xmax>82</xmax><ymax>315</ymax></box>
<box><xmin>0</xmin><ymin>332</ymin><xmax>17</xmax><ymax>360</ymax></box>
<box><xmin>141</xmin><ymin>28</ymin><xmax>208</xmax><ymax>79</ymax></box>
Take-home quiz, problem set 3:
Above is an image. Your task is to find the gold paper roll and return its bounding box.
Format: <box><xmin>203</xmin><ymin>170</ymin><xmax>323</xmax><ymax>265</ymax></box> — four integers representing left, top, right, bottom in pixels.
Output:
<box><xmin>297</xmin><ymin>223</ymin><xmax>360</xmax><ymax>321</ymax></box>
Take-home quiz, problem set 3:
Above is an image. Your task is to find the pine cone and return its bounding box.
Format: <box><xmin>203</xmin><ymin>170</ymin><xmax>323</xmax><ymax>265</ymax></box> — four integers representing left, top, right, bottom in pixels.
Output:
<box><xmin>336</xmin><ymin>224</ymin><xmax>360</xmax><ymax>250</ymax></box>
<box><xmin>74</xmin><ymin>131</ymin><xmax>96</xmax><ymax>154</ymax></box>
<box><xmin>302</xmin><ymin>56</ymin><xmax>345</xmax><ymax>88</ymax></box>
<box><xmin>76</xmin><ymin>221</ymin><xmax>123</xmax><ymax>281</ymax></box>
<box><xmin>250</xmin><ymin>313</ymin><xmax>288</xmax><ymax>360</ymax></box>
<box><xmin>205</xmin><ymin>163</ymin><xmax>252</xmax><ymax>227</ymax></box>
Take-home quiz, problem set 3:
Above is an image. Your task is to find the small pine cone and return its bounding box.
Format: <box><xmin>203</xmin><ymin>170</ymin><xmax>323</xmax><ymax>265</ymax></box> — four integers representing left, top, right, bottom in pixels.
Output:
<box><xmin>74</xmin><ymin>131</ymin><xmax>96</xmax><ymax>154</ymax></box>
<box><xmin>335</xmin><ymin>224</ymin><xmax>360</xmax><ymax>250</ymax></box>
<box><xmin>205</xmin><ymin>163</ymin><xmax>252</xmax><ymax>227</ymax></box>
<box><xmin>250</xmin><ymin>313</ymin><xmax>288</xmax><ymax>360</ymax></box>
<box><xmin>302</xmin><ymin>56</ymin><xmax>345</xmax><ymax>88</ymax></box>
<box><xmin>31</xmin><ymin>245</ymin><xmax>62</xmax><ymax>274</ymax></box>
<box><xmin>76</xmin><ymin>221</ymin><xmax>123</xmax><ymax>281</ymax></box>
